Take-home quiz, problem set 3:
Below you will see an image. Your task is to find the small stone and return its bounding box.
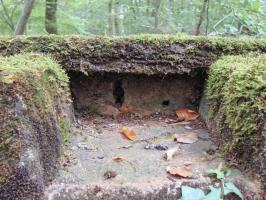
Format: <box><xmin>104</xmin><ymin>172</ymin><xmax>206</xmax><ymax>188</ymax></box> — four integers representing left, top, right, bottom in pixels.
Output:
<box><xmin>145</xmin><ymin>144</ymin><xmax>156</xmax><ymax>150</ymax></box>
<box><xmin>155</xmin><ymin>144</ymin><xmax>168</xmax><ymax>151</ymax></box>
<box><xmin>145</xmin><ymin>144</ymin><xmax>168</xmax><ymax>150</ymax></box>
<box><xmin>77</xmin><ymin>143</ymin><xmax>93</xmax><ymax>150</ymax></box>
<box><xmin>104</xmin><ymin>171</ymin><xmax>117</xmax><ymax>179</ymax></box>
<box><xmin>184</xmin><ymin>125</ymin><xmax>193</xmax><ymax>130</ymax></box>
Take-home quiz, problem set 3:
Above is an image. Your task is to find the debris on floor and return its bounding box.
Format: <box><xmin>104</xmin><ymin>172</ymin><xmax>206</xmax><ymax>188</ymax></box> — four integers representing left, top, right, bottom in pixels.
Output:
<box><xmin>119</xmin><ymin>127</ymin><xmax>137</xmax><ymax>140</ymax></box>
<box><xmin>166</xmin><ymin>165</ymin><xmax>193</xmax><ymax>178</ymax></box>
<box><xmin>176</xmin><ymin>108</ymin><xmax>199</xmax><ymax>121</ymax></box>
<box><xmin>173</xmin><ymin>132</ymin><xmax>198</xmax><ymax>144</ymax></box>
<box><xmin>104</xmin><ymin>171</ymin><xmax>117</xmax><ymax>179</ymax></box>
<box><xmin>165</xmin><ymin>146</ymin><xmax>180</xmax><ymax>161</ymax></box>
<box><xmin>45</xmin><ymin>113</ymin><xmax>259</xmax><ymax>199</ymax></box>
<box><xmin>144</xmin><ymin>144</ymin><xmax>169</xmax><ymax>151</ymax></box>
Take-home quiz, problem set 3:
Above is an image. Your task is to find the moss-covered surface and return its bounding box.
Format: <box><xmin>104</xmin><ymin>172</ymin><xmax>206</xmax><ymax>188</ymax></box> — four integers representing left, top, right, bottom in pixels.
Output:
<box><xmin>0</xmin><ymin>53</ymin><xmax>72</xmax><ymax>199</ymax></box>
<box><xmin>0</xmin><ymin>35</ymin><xmax>266</xmax><ymax>75</ymax></box>
<box><xmin>207</xmin><ymin>54</ymin><xmax>266</xmax><ymax>181</ymax></box>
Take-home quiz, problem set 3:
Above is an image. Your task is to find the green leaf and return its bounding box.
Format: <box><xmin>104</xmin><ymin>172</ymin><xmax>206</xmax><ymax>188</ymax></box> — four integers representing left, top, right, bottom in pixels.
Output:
<box><xmin>205</xmin><ymin>169</ymin><xmax>225</xmax><ymax>179</ymax></box>
<box><xmin>203</xmin><ymin>186</ymin><xmax>222</xmax><ymax>200</ymax></box>
<box><xmin>180</xmin><ymin>186</ymin><xmax>205</xmax><ymax>200</ymax></box>
<box><xmin>251</xmin><ymin>1</ymin><xmax>260</xmax><ymax>12</ymax></box>
<box><xmin>224</xmin><ymin>182</ymin><xmax>243</xmax><ymax>199</ymax></box>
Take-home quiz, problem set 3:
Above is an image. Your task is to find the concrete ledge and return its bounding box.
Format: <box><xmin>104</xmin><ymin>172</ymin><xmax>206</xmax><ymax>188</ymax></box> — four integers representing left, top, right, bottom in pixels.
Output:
<box><xmin>0</xmin><ymin>35</ymin><xmax>266</xmax><ymax>76</ymax></box>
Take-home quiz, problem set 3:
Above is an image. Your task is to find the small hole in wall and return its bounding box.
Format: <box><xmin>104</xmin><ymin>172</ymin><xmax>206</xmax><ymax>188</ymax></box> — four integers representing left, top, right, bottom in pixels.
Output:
<box><xmin>113</xmin><ymin>79</ymin><xmax>124</xmax><ymax>107</ymax></box>
<box><xmin>162</xmin><ymin>100</ymin><xmax>170</xmax><ymax>106</ymax></box>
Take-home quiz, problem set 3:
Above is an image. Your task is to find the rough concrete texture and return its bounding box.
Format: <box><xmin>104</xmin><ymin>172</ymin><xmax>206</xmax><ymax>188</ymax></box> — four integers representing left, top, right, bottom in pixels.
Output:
<box><xmin>0</xmin><ymin>54</ymin><xmax>73</xmax><ymax>199</ymax></box>
<box><xmin>0</xmin><ymin>35</ymin><xmax>266</xmax><ymax>76</ymax></box>
<box><xmin>70</xmin><ymin>72</ymin><xmax>204</xmax><ymax>115</ymax></box>
<box><xmin>44</xmin><ymin>115</ymin><xmax>262</xmax><ymax>200</ymax></box>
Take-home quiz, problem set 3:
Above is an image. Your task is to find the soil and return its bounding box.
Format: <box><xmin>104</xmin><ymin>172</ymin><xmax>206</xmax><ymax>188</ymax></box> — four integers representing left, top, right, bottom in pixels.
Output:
<box><xmin>69</xmin><ymin>72</ymin><xmax>204</xmax><ymax>115</ymax></box>
<box><xmin>44</xmin><ymin>112</ymin><xmax>261</xmax><ymax>200</ymax></box>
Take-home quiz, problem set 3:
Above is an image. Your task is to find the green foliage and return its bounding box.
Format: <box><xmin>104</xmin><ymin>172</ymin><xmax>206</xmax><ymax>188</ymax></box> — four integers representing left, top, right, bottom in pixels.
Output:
<box><xmin>0</xmin><ymin>0</ymin><xmax>265</xmax><ymax>37</ymax></box>
<box><xmin>180</xmin><ymin>165</ymin><xmax>243</xmax><ymax>200</ymax></box>
<box><xmin>180</xmin><ymin>186</ymin><xmax>205</xmax><ymax>200</ymax></box>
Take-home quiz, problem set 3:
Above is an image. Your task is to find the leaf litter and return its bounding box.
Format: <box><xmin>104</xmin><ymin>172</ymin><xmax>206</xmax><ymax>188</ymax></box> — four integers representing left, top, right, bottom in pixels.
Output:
<box><xmin>176</xmin><ymin>108</ymin><xmax>199</xmax><ymax>121</ymax></box>
<box><xmin>166</xmin><ymin>165</ymin><xmax>193</xmax><ymax>178</ymax></box>
<box><xmin>119</xmin><ymin>127</ymin><xmax>137</xmax><ymax>141</ymax></box>
<box><xmin>173</xmin><ymin>132</ymin><xmax>198</xmax><ymax>144</ymax></box>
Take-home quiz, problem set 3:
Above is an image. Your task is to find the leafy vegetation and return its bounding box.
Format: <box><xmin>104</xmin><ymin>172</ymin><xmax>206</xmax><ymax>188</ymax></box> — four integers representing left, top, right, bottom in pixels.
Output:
<box><xmin>180</xmin><ymin>164</ymin><xmax>243</xmax><ymax>200</ymax></box>
<box><xmin>0</xmin><ymin>0</ymin><xmax>265</xmax><ymax>37</ymax></box>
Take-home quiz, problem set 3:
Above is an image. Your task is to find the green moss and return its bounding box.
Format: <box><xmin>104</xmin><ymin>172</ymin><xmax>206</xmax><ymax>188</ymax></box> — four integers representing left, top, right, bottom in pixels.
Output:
<box><xmin>0</xmin><ymin>53</ymin><xmax>68</xmax><ymax>86</ymax></box>
<box><xmin>0</xmin><ymin>53</ymin><xmax>71</xmax><ymax>187</ymax></box>
<box><xmin>59</xmin><ymin>118</ymin><xmax>70</xmax><ymax>143</ymax></box>
<box><xmin>207</xmin><ymin>53</ymin><xmax>266</xmax><ymax>174</ymax></box>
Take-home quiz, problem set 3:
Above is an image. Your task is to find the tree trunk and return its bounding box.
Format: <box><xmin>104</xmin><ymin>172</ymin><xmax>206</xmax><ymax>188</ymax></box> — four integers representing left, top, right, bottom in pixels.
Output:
<box><xmin>14</xmin><ymin>0</ymin><xmax>35</xmax><ymax>35</ymax></box>
<box><xmin>152</xmin><ymin>0</ymin><xmax>161</xmax><ymax>32</ymax></box>
<box><xmin>108</xmin><ymin>0</ymin><xmax>113</xmax><ymax>36</ymax></box>
<box><xmin>194</xmin><ymin>0</ymin><xmax>208</xmax><ymax>35</ymax></box>
<box><xmin>114</xmin><ymin>0</ymin><xmax>121</xmax><ymax>35</ymax></box>
<box><xmin>205</xmin><ymin>0</ymin><xmax>209</xmax><ymax>35</ymax></box>
<box><xmin>45</xmin><ymin>0</ymin><xmax>58</xmax><ymax>34</ymax></box>
<box><xmin>146</xmin><ymin>0</ymin><xmax>151</xmax><ymax>15</ymax></box>
<box><xmin>168</xmin><ymin>0</ymin><xmax>174</xmax><ymax>15</ymax></box>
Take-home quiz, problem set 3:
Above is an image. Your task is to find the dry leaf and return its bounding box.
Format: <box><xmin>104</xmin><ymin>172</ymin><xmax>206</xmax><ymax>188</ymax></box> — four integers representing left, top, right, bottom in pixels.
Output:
<box><xmin>119</xmin><ymin>127</ymin><xmax>136</xmax><ymax>141</ymax></box>
<box><xmin>166</xmin><ymin>165</ymin><xmax>193</xmax><ymax>178</ymax></box>
<box><xmin>173</xmin><ymin>132</ymin><xmax>198</xmax><ymax>144</ymax></box>
<box><xmin>176</xmin><ymin>108</ymin><xmax>199</xmax><ymax>121</ymax></box>
<box><xmin>118</xmin><ymin>106</ymin><xmax>130</xmax><ymax>114</ymax></box>
<box><xmin>113</xmin><ymin>156</ymin><xmax>124</xmax><ymax>162</ymax></box>
<box><xmin>165</xmin><ymin>146</ymin><xmax>180</xmax><ymax>161</ymax></box>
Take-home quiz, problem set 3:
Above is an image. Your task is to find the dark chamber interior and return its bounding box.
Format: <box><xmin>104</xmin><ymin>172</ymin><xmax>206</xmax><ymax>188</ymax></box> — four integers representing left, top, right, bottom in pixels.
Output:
<box><xmin>68</xmin><ymin>71</ymin><xmax>206</xmax><ymax>116</ymax></box>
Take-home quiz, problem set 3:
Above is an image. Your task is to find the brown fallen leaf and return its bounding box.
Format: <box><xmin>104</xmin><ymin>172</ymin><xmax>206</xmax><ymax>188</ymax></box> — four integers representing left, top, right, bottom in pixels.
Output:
<box><xmin>113</xmin><ymin>156</ymin><xmax>124</xmax><ymax>162</ymax></box>
<box><xmin>118</xmin><ymin>106</ymin><xmax>130</xmax><ymax>114</ymax></box>
<box><xmin>166</xmin><ymin>165</ymin><xmax>193</xmax><ymax>178</ymax></box>
<box><xmin>173</xmin><ymin>132</ymin><xmax>198</xmax><ymax>144</ymax></box>
<box><xmin>165</xmin><ymin>146</ymin><xmax>180</xmax><ymax>161</ymax></box>
<box><xmin>176</xmin><ymin>108</ymin><xmax>199</xmax><ymax>121</ymax></box>
<box><xmin>119</xmin><ymin>127</ymin><xmax>136</xmax><ymax>141</ymax></box>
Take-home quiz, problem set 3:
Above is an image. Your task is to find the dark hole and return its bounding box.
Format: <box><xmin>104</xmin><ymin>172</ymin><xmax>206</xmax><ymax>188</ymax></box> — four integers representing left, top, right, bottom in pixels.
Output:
<box><xmin>113</xmin><ymin>79</ymin><xmax>124</xmax><ymax>106</ymax></box>
<box><xmin>162</xmin><ymin>100</ymin><xmax>170</xmax><ymax>106</ymax></box>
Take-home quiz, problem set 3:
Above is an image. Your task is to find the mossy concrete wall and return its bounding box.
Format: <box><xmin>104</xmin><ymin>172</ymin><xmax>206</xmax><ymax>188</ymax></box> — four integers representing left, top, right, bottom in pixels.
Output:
<box><xmin>0</xmin><ymin>54</ymin><xmax>72</xmax><ymax>199</ymax></box>
<box><xmin>0</xmin><ymin>35</ymin><xmax>265</xmax><ymax>192</ymax></box>
<box><xmin>0</xmin><ymin>35</ymin><xmax>266</xmax><ymax>76</ymax></box>
<box><xmin>206</xmin><ymin>54</ymin><xmax>266</xmax><ymax>182</ymax></box>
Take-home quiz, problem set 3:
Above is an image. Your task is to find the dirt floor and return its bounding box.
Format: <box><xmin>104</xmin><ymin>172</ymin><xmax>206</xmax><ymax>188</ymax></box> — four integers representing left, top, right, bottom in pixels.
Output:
<box><xmin>44</xmin><ymin>112</ymin><xmax>260</xmax><ymax>200</ymax></box>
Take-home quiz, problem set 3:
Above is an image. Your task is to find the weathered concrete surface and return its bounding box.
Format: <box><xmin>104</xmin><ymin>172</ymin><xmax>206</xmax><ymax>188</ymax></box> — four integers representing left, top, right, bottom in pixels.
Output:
<box><xmin>0</xmin><ymin>35</ymin><xmax>266</xmax><ymax>76</ymax></box>
<box><xmin>0</xmin><ymin>54</ymin><xmax>73</xmax><ymax>199</ymax></box>
<box><xmin>70</xmin><ymin>72</ymin><xmax>204</xmax><ymax>115</ymax></box>
<box><xmin>44</xmin><ymin>115</ymin><xmax>263</xmax><ymax>200</ymax></box>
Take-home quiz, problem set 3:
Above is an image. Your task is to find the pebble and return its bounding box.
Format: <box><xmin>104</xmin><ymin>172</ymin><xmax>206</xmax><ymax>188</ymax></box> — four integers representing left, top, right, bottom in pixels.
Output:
<box><xmin>145</xmin><ymin>144</ymin><xmax>168</xmax><ymax>151</ymax></box>
<box><xmin>77</xmin><ymin>143</ymin><xmax>93</xmax><ymax>151</ymax></box>
<box><xmin>184</xmin><ymin>125</ymin><xmax>193</xmax><ymax>130</ymax></box>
